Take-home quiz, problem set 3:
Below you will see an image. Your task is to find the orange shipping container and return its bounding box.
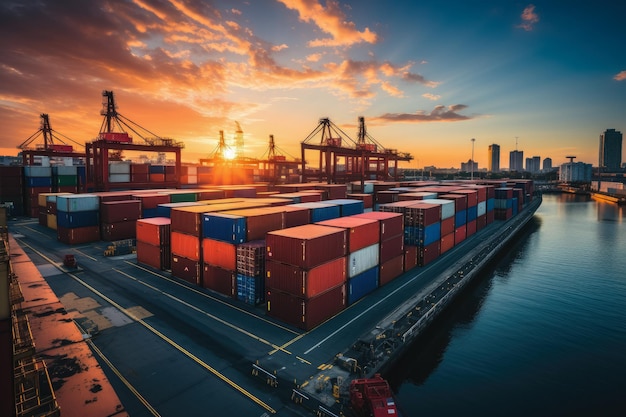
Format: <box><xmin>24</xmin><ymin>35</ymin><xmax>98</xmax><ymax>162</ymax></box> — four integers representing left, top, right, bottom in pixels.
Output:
<box><xmin>379</xmin><ymin>254</ymin><xmax>404</xmax><ymax>287</ymax></box>
<box><xmin>265</xmin><ymin>257</ymin><xmax>346</xmax><ymax>298</ymax></box>
<box><xmin>136</xmin><ymin>217</ymin><xmax>171</xmax><ymax>246</ymax></box>
<box><xmin>202</xmin><ymin>238</ymin><xmax>237</xmax><ymax>270</ymax></box>
<box><xmin>316</xmin><ymin>217</ymin><xmax>380</xmax><ymax>253</ymax></box>
<box><xmin>440</xmin><ymin>232</ymin><xmax>455</xmax><ymax>255</ymax></box>
<box><xmin>171</xmin><ymin>231</ymin><xmax>201</xmax><ymax>261</ymax></box>
<box><xmin>150</xmin><ymin>173</ymin><xmax>165</xmax><ymax>182</ymax></box>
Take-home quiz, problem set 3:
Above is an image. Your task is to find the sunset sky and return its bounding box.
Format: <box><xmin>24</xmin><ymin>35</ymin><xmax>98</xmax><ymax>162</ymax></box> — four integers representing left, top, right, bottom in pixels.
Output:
<box><xmin>1</xmin><ymin>0</ymin><xmax>624</xmax><ymax>169</ymax></box>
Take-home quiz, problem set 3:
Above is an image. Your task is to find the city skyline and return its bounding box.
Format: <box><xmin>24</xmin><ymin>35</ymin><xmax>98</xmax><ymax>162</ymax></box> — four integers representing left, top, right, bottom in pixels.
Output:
<box><xmin>1</xmin><ymin>1</ymin><xmax>624</xmax><ymax>168</ymax></box>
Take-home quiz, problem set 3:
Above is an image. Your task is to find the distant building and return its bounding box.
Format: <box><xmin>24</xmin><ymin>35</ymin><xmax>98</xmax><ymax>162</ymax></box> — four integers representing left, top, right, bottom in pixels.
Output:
<box><xmin>509</xmin><ymin>150</ymin><xmax>523</xmax><ymax>171</ymax></box>
<box><xmin>525</xmin><ymin>156</ymin><xmax>540</xmax><ymax>173</ymax></box>
<box><xmin>488</xmin><ymin>144</ymin><xmax>500</xmax><ymax>172</ymax></box>
<box><xmin>598</xmin><ymin>128</ymin><xmax>622</xmax><ymax>171</ymax></box>
<box><xmin>560</xmin><ymin>161</ymin><xmax>592</xmax><ymax>182</ymax></box>
<box><xmin>461</xmin><ymin>159</ymin><xmax>478</xmax><ymax>173</ymax></box>
<box><xmin>543</xmin><ymin>157</ymin><xmax>553</xmax><ymax>172</ymax></box>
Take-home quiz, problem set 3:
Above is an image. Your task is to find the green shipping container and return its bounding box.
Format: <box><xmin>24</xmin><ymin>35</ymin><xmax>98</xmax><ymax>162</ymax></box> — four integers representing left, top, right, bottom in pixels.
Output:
<box><xmin>54</xmin><ymin>175</ymin><xmax>78</xmax><ymax>186</ymax></box>
<box><xmin>169</xmin><ymin>192</ymin><xmax>198</xmax><ymax>203</ymax></box>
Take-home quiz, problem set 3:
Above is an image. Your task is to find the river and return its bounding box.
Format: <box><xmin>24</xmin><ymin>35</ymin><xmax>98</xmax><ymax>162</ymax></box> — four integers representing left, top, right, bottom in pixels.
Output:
<box><xmin>387</xmin><ymin>193</ymin><xmax>626</xmax><ymax>417</ymax></box>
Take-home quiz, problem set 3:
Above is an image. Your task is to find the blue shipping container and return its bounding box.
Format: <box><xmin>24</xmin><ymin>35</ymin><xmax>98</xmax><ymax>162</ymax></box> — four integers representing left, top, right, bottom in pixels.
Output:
<box><xmin>404</xmin><ymin>222</ymin><xmax>440</xmax><ymax>246</ymax></box>
<box><xmin>467</xmin><ymin>205</ymin><xmax>478</xmax><ymax>222</ymax></box>
<box><xmin>455</xmin><ymin>209</ymin><xmax>467</xmax><ymax>227</ymax></box>
<box><xmin>487</xmin><ymin>198</ymin><xmax>495</xmax><ymax>212</ymax></box>
<box><xmin>142</xmin><ymin>208</ymin><xmax>159</xmax><ymax>218</ymax></box>
<box><xmin>26</xmin><ymin>177</ymin><xmax>53</xmax><ymax>187</ymax></box>
<box><xmin>236</xmin><ymin>274</ymin><xmax>264</xmax><ymax>306</ymax></box>
<box><xmin>347</xmin><ymin>267</ymin><xmax>379</xmax><ymax>305</ymax></box>
<box><xmin>325</xmin><ymin>199</ymin><xmax>365</xmax><ymax>216</ymax></box>
<box><xmin>512</xmin><ymin>198</ymin><xmax>518</xmax><ymax>216</ymax></box>
<box><xmin>149</xmin><ymin>165</ymin><xmax>166</xmax><ymax>174</ymax></box>
<box><xmin>56</xmin><ymin>210</ymin><xmax>99</xmax><ymax>228</ymax></box>
<box><xmin>290</xmin><ymin>202</ymin><xmax>340</xmax><ymax>222</ymax></box>
<box><xmin>202</xmin><ymin>213</ymin><xmax>247</xmax><ymax>243</ymax></box>
<box><xmin>156</xmin><ymin>202</ymin><xmax>203</xmax><ymax>218</ymax></box>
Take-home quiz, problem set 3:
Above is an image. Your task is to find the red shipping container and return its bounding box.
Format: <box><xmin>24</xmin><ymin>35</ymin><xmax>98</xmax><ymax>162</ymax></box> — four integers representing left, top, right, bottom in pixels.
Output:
<box><xmin>136</xmin><ymin>217</ymin><xmax>171</xmax><ymax>246</ymax></box>
<box><xmin>278</xmin><ymin>205</ymin><xmax>310</xmax><ymax>228</ymax></box>
<box><xmin>171</xmin><ymin>231</ymin><xmax>201</xmax><ymax>261</ymax></box>
<box><xmin>454</xmin><ymin>224</ymin><xmax>467</xmax><ymax>245</ymax></box>
<box><xmin>376</xmin><ymin>190</ymin><xmax>400</xmax><ymax>204</ymax></box>
<box><xmin>439</xmin><ymin>194</ymin><xmax>467</xmax><ymax>211</ymax></box>
<box><xmin>171</xmin><ymin>205</ymin><xmax>212</xmax><ymax>237</ymax></box>
<box><xmin>131</xmin><ymin>163</ymin><xmax>150</xmax><ymax>174</ymax></box>
<box><xmin>352</xmin><ymin>211</ymin><xmax>403</xmax><ymax>241</ymax></box>
<box><xmin>450</xmin><ymin>189</ymin><xmax>478</xmax><ymax>207</ymax></box>
<box><xmin>202</xmin><ymin>238</ymin><xmax>237</xmax><ymax>270</ymax></box>
<box><xmin>486</xmin><ymin>210</ymin><xmax>495</xmax><ymax>224</ymax></box>
<box><xmin>150</xmin><ymin>173</ymin><xmax>165</xmax><ymax>182</ymax></box>
<box><xmin>440</xmin><ymin>232</ymin><xmax>455</xmax><ymax>255</ymax></box>
<box><xmin>95</xmin><ymin>191</ymin><xmax>134</xmax><ymax>203</ymax></box>
<box><xmin>379</xmin><ymin>234</ymin><xmax>404</xmax><ymax>264</ymax></box>
<box><xmin>418</xmin><ymin>241</ymin><xmax>440</xmax><ymax>266</ymax></box>
<box><xmin>132</xmin><ymin>193</ymin><xmax>170</xmax><ymax>209</ymax></box>
<box><xmin>171</xmin><ymin>255</ymin><xmax>200</xmax><ymax>285</ymax></box>
<box><xmin>346</xmin><ymin>193</ymin><xmax>373</xmax><ymax>209</ymax></box>
<box><xmin>197</xmin><ymin>189</ymin><xmax>227</xmax><ymax>200</ymax></box>
<box><xmin>221</xmin><ymin>207</ymin><xmax>284</xmax><ymax>241</ymax></box>
<box><xmin>316</xmin><ymin>217</ymin><xmax>380</xmax><ymax>253</ymax></box>
<box><xmin>46</xmin><ymin>201</ymin><xmax>57</xmax><ymax>214</ymax></box>
<box><xmin>441</xmin><ymin>216</ymin><xmax>455</xmax><ymax>236</ymax></box>
<box><xmin>266</xmin><ymin>284</ymin><xmax>346</xmax><ymax>331</ymax></box>
<box><xmin>404</xmin><ymin>245</ymin><xmax>418</xmax><ymax>271</ymax></box>
<box><xmin>476</xmin><ymin>214</ymin><xmax>487</xmax><ymax>231</ymax></box>
<box><xmin>467</xmin><ymin>185</ymin><xmax>488</xmax><ymax>202</ymax></box>
<box><xmin>466</xmin><ymin>219</ymin><xmax>477</xmax><ymax>236</ymax></box>
<box><xmin>266</xmin><ymin>224</ymin><xmax>346</xmax><ymax>269</ymax></box>
<box><xmin>379</xmin><ymin>255</ymin><xmax>404</xmax><ymax>286</ymax></box>
<box><xmin>202</xmin><ymin>264</ymin><xmax>236</xmax><ymax>297</ymax></box>
<box><xmin>57</xmin><ymin>185</ymin><xmax>77</xmax><ymax>193</ymax></box>
<box><xmin>101</xmin><ymin>220</ymin><xmax>136</xmax><ymax>241</ymax></box>
<box><xmin>136</xmin><ymin>240</ymin><xmax>171</xmax><ymax>270</ymax></box>
<box><xmin>101</xmin><ymin>200</ymin><xmax>142</xmax><ymax>223</ymax></box>
<box><xmin>57</xmin><ymin>225</ymin><xmax>100</xmax><ymax>245</ymax></box>
<box><xmin>265</xmin><ymin>257</ymin><xmax>346</xmax><ymax>298</ymax></box>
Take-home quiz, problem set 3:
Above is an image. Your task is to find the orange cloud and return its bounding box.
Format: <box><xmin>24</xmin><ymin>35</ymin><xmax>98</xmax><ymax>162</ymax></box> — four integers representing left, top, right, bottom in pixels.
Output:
<box><xmin>517</xmin><ymin>4</ymin><xmax>539</xmax><ymax>31</ymax></box>
<box><xmin>278</xmin><ymin>0</ymin><xmax>377</xmax><ymax>47</ymax></box>
<box><xmin>422</xmin><ymin>93</ymin><xmax>441</xmax><ymax>101</ymax></box>
<box><xmin>614</xmin><ymin>71</ymin><xmax>626</xmax><ymax>81</ymax></box>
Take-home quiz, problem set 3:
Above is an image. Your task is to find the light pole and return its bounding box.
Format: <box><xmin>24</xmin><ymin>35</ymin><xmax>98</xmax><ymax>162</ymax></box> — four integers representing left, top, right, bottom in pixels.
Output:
<box><xmin>471</xmin><ymin>138</ymin><xmax>475</xmax><ymax>180</ymax></box>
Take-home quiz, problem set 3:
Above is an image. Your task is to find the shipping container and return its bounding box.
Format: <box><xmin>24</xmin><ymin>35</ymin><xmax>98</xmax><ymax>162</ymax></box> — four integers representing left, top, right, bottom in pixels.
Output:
<box><xmin>266</xmin><ymin>224</ymin><xmax>346</xmax><ymax>269</ymax></box>
<box><xmin>171</xmin><ymin>255</ymin><xmax>201</xmax><ymax>285</ymax></box>
<box><xmin>375</xmin><ymin>190</ymin><xmax>400</xmax><ymax>204</ymax></box>
<box><xmin>101</xmin><ymin>221</ymin><xmax>136</xmax><ymax>241</ymax></box>
<box><xmin>56</xmin><ymin>194</ymin><xmax>100</xmax><ymax>212</ymax></box>
<box><xmin>403</xmin><ymin>245</ymin><xmax>418</xmax><ymax>271</ymax></box>
<box><xmin>347</xmin><ymin>267</ymin><xmax>379</xmax><ymax>305</ymax></box>
<box><xmin>397</xmin><ymin>191</ymin><xmax>437</xmax><ymax>201</ymax></box>
<box><xmin>100</xmin><ymin>200</ymin><xmax>142</xmax><ymax>223</ymax></box>
<box><xmin>202</xmin><ymin>212</ymin><xmax>247</xmax><ymax>243</ymax></box>
<box><xmin>136</xmin><ymin>217</ymin><xmax>171</xmax><ymax>246</ymax></box>
<box><xmin>418</xmin><ymin>240</ymin><xmax>440</xmax><ymax>266</ymax></box>
<box><xmin>379</xmin><ymin>255</ymin><xmax>404</xmax><ymax>287</ymax></box>
<box><xmin>136</xmin><ymin>240</ymin><xmax>171</xmax><ymax>270</ymax></box>
<box><xmin>266</xmin><ymin>284</ymin><xmax>346</xmax><ymax>331</ymax></box>
<box><xmin>24</xmin><ymin>166</ymin><xmax>52</xmax><ymax>177</ymax></box>
<box><xmin>265</xmin><ymin>256</ymin><xmax>346</xmax><ymax>298</ymax></box>
<box><xmin>347</xmin><ymin>244</ymin><xmax>379</xmax><ymax>278</ymax></box>
<box><xmin>236</xmin><ymin>274</ymin><xmax>264</xmax><ymax>305</ymax></box>
<box><xmin>56</xmin><ymin>210</ymin><xmax>100</xmax><ymax>228</ymax></box>
<box><xmin>466</xmin><ymin>219</ymin><xmax>477</xmax><ymax>235</ymax></box>
<box><xmin>316</xmin><ymin>217</ymin><xmax>380</xmax><ymax>253</ymax></box>
<box><xmin>379</xmin><ymin>201</ymin><xmax>441</xmax><ymax>227</ymax></box>
<box><xmin>202</xmin><ymin>238</ymin><xmax>237</xmax><ymax>270</ymax></box>
<box><xmin>220</xmin><ymin>207</ymin><xmax>284</xmax><ymax>241</ymax></box>
<box><xmin>171</xmin><ymin>231</ymin><xmax>201</xmax><ymax>261</ymax></box>
<box><xmin>352</xmin><ymin>211</ymin><xmax>404</xmax><ymax>241</ymax></box>
<box><xmin>26</xmin><ymin>177</ymin><xmax>53</xmax><ymax>187</ymax></box>
<box><xmin>109</xmin><ymin>162</ymin><xmax>132</xmax><ymax>174</ymax></box>
<box><xmin>160</xmin><ymin>190</ymin><xmax>198</xmax><ymax>203</ymax></box>
<box><xmin>438</xmin><ymin>193</ymin><xmax>467</xmax><ymax>211</ymax></box>
<box><xmin>467</xmin><ymin>205</ymin><xmax>478</xmax><ymax>222</ymax></box>
<box><xmin>156</xmin><ymin>201</ymin><xmax>204</xmax><ymax>218</ymax></box>
<box><xmin>441</xmin><ymin>216</ymin><xmax>455</xmax><ymax>236</ymax></box>
<box><xmin>236</xmin><ymin>240</ymin><xmax>266</xmax><ymax>277</ymax></box>
<box><xmin>477</xmin><ymin>201</ymin><xmax>487</xmax><ymax>217</ymax></box>
<box><xmin>132</xmin><ymin>193</ymin><xmax>171</xmax><ymax>209</ymax></box>
<box><xmin>288</xmin><ymin>202</ymin><xmax>340</xmax><ymax>222</ymax></box>
<box><xmin>379</xmin><ymin>234</ymin><xmax>404</xmax><ymax>264</ymax></box>
<box><xmin>455</xmin><ymin>225</ymin><xmax>467</xmax><ymax>245</ymax></box>
<box><xmin>423</xmin><ymin>198</ymin><xmax>455</xmax><ymax>220</ymax></box>
<box><xmin>170</xmin><ymin>205</ymin><xmax>211</xmax><ymax>236</ymax></box>
<box><xmin>440</xmin><ymin>232</ymin><xmax>455</xmax><ymax>254</ymax></box>
<box><xmin>202</xmin><ymin>264</ymin><xmax>236</xmax><ymax>297</ymax></box>
<box><xmin>46</xmin><ymin>214</ymin><xmax>57</xmax><ymax>230</ymax></box>
<box><xmin>450</xmin><ymin>189</ymin><xmax>478</xmax><ymax>207</ymax></box>
<box><xmin>57</xmin><ymin>225</ymin><xmax>100</xmax><ymax>245</ymax></box>
<box><xmin>274</xmin><ymin>205</ymin><xmax>311</xmax><ymax>228</ymax></box>
<box><xmin>345</xmin><ymin>193</ymin><xmax>373</xmax><ymax>209</ymax></box>
<box><xmin>404</xmin><ymin>222</ymin><xmax>440</xmax><ymax>246</ymax></box>
<box><xmin>323</xmin><ymin>199</ymin><xmax>364</xmax><ymax>216</ymax></box>
<box><xmin>476</xmin><ymin>214</ymin><xmax>487</xmax><ymax>230</ymax></box>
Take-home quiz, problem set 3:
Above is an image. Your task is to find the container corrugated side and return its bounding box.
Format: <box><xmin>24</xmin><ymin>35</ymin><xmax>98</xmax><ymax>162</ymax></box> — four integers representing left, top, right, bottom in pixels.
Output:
<box><xmin>352</xmin><ymin>211</ymin><xmax>404</xmax><ymax>241</ymax></box>
<box><xmin>438</xmin><ymin>193</ymin><xmax>468</xmax><ymax>211</ymax></box>
<box><xmin>136</xmin><ymin>217</ymin><xmax>171</xmax><ymax>246</ymax></box>
<box><xmin>136</xmin><ymin>240</ymin><xmax>170</xmax><ymax>270</ymax></box>
<box><xmin>266</xmin><ymin>284</ymin><xmax>346</xmax><ymax>331</ymax></box>
<box><xmin>171</xmin><ymin>231</ymin><xmax>201</xmax><ymax>261</ymax></box>
<box><xmin>265</xmin><ymin>257</ymin><xmax>346</xmax><ymax>298</ymax></box>
<box><xmin>440</xmin><ymin>232</ymin><xmax>455</xmax><ymax>254</ymax></box>
<box><xmin>422</xmin><ymin>198</ymin><xmax>455</xmax><ymax>220</ymax></box>
<box><xmin>379</xmin><ymin>234</ymin><xmax>404</xmax><ymax>264</ymax></box>
<box><xmin>220</xmin><ymin>207</ymin><xmax>284</xmax><ymax>241</ymax></box>
<box><xmin>418</xmin><ymin>241</ymin><xmax>440</xmax><ymax>266</ymax></box>
<box><xmin>379</xmin><ymin>255</ymin><xmax>404</xmax><ymax>287</ymax></box>
<box><xmin>455</xmin><ymin>225</ymin><xmax>467</xmax><ymax>245</ymax></box>
<box><xmin>202</xmin><ymin>213</ymin><xmax>247</xmax><ymax>243</ymax></box>
<box><xmin>170</xmin><ymin>205</ymin><xmax>212</xmax><ymax>237</ymax></box>
<box><xmin>56</xmin><ymin>210</ymin><xmax>99</xmax><ymax>228</ymax></box>
<box><xmin>477</xmin><ymin>201</ymin><xmax>487</xmax><ymax>217</ymax></box>
<box><xmin>441</xmin><ymin>216</ymin><xmax>455</xmax><ymax>236</ymax></box>
<box><xmin>236</xmin><ymin>240</ymin><xmax>266</xmax><ymax>277</ymax></box>
<box><xmin>405</xmin><ymin>222</ymin><xmax>440</xmax><ymax>246</ymax></box>
<box><xmin>132</xmin><ymin>193</ymin><xmax>170</xmax><ymax>209</ymax></box>
<box><xmin>276</xmin><ymin>205</ymin><xmax>311</xmax><ymax>228</ymax></box>
<box><xmin>101</xmin><ymin>200</ymin><xmax>142</xmax><ymax>223</ymax></box>
<box><xmin>288</xmin><ymin>202</ymin><xmax>341</xmax><ymax>223</ymax></box>
<box><xmin>56</xmin><ymin>194</ymin><xmax>100</xmax><ymax>212</ymax></box>
<box><xmin>450</xmin><ymin>189</ymin><xmax>478</xmax><ymax>207</ymax></box>
<box><xmin>347</xmin><ymin>267</ymin><xmax>379</xmax><ymax>305</ymax></box>
<box><xmin>397</xmin><ymin>192</ymin><xmax>437</xmax><ymax>201</ymax></box>
<box><xmin>347</xmin><ymin>244</ymin><xmax>379</xmax><ymax>278</ymax></box>
<box><xmin>236</xmin><ymin>274</ymin><xmax>264</xmax><ymax>305</ymax></box>
<box><xmin>316</xmin><ymin>217</ymin><xmax>380</xmax><ymax>253</ymax></box>
<box><xmin>57</xmin><ymin>225</ymin><xmax>100</xmax><ymax>245</ymax></box>
<box><xmin>266</xmin><ymin>224</ymin><xmax>346</xmax><ymax>269</ymax></box>
<box><xmin>171</xmin><ymin>255</ymin><xmax>201</xmax><ymax>285</ymax></box>
<box><xmin>101</xmin><ymin>221</ymin><xmax>136</xmax><ymax>241</ymax></box>
<box><xmin>323</xmin><ymin>199</ymin><xmax>364</xmax><ymax>216</ymax></box>
<box><xmin>202</xmin><ymin>238</ymin><xmax>237</xmax><ymax>270</ymax></box>
<box><xmin>156</xmin><ymin>202</ymin><xmax>205</xmax><ymax>218</ymax></box>
<box><xmin>403</xmin><ymin>245</ymin><xmax>418</xmax><ymax>271</ymax></box>
<box><xmin>202</xmin><ymin>264</ymin><xmax>236</xmax><ymax>297</ymax></box>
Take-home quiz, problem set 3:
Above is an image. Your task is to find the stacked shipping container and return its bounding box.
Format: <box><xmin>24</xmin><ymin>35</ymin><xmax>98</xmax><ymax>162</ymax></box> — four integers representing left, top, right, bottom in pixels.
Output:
<box><xmin>136</xmin><ymin>217</ymin><xmax>171</xmax><ymax>270</ymax></box>
<box><xmin>56</xmin><ymin>194</ymin><xmax>101</xmax><ymax>244</ymax></box>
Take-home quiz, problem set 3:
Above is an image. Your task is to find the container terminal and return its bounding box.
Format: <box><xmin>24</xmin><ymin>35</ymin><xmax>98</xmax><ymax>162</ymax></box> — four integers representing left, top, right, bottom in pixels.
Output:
<box><xmin>1</xmin><ymin>90</ymin><xmax>541</xmax><ymax>416</ymax></box>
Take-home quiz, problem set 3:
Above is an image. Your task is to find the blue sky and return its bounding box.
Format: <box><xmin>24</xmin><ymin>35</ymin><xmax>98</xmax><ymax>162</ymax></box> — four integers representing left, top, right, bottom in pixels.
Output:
<box><xmin>1</xmin><ymin>1</ymin><xmax>624</xmax><ymax>169</ymax></box>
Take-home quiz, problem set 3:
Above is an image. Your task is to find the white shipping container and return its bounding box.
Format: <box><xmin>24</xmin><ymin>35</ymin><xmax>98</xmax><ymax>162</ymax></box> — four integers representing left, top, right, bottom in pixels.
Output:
<box><xmin>56</xmin><ymin>194</ymin><xmax>100</xmax><ymax>212</ymax></box>
<box><xmin>424</xmin><ymin>198</ymin><xmax>455</xmax><ymax>219</ymax></box>
<box><xmin>348</xmin><ymin>243</ymin><xmax>380</xmax><ymax>278</ymax></box>
<box><xmin>185</xmin><ymin>166</ymin><xmax>198</xmax><ymax>175</ymax></box>
<box><xmin>181</xmin><ymin>175</ymin><xmax>198</xmax><ymax>184</ymax></box>
<box><xmin>24</xmin><ymin>166</ymin><xmax>52</xmax><ymax>177</ymax></box>
<box><xmin>108</xmin><ymin>173</ymin><xmax>131</xmax><ymax>183</ymax></box>
<box><xmin>54</xmin><ymin>165</ymin><xmax>78</xmax><ymax>176</ymax></box>
<box><xmin>109</xmin><ymin>161</ymin><xmax>132</xmax><ymax>174</ymax></box>
<box><xmin>45</xmin><ymin>193</ymin><xmax>73</xmax><ymax>203</ymax></box>
<box><xmin>477</xmin><ymin>201</ymin><xmax>487</xmax><ymax>216</ymax></box>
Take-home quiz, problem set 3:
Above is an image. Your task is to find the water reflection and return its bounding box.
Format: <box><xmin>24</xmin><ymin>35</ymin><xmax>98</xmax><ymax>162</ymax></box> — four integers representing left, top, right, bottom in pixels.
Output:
<box><xmin>596</xmin><ymin>200</ymin><xmax>624</xmax><ymax>223</ymax></box>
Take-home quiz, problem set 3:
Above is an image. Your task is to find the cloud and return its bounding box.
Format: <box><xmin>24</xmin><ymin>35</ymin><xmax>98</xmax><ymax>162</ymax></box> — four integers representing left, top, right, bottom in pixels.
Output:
<box><xmin>277</xmin><ymin>0</ymin><xmax>377</xmax><ymax>47</ymax></box>
<box><xmin>517</xmin><ymin>4</ymin><xmax>539</xmax><ymax>31</ymax></box>
<box><xmin>373</xmin><ymin>104</ymin><xmax>472</xmax><ymax>123</ymax></box>
<box><xmin>422</xmin><ymin>93</ymin><xmax>441</xmax><ymax>101</ymax></box>
<box><xmin>614</xmin><ymin>71</ymin><xmax>626</xmax><ymax>81</ymax></box>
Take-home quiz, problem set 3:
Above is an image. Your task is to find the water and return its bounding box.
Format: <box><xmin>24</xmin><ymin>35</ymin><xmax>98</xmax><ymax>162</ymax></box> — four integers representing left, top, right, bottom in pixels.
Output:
<box><xmin>387</xmin><ymin>194</ymin><xmax>626</xmax><ymax>417</ymax></box>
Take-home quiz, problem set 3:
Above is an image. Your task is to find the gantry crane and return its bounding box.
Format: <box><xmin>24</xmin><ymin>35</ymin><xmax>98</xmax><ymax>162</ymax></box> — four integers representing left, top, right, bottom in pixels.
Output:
<box><xmin>17</xmin><ymin>114</ymin><xmax>86</xmax><ymax>165</ymax></box>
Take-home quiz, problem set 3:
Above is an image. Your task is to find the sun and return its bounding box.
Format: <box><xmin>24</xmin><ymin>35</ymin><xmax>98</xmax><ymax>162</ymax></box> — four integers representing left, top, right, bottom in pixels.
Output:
<box><xmin>223</xmin><ymin>148</ymin><xmax>236</xmax><ymax>160</ymax></box>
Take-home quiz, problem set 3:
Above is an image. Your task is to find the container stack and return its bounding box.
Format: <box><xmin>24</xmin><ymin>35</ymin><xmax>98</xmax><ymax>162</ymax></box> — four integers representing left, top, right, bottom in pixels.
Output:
<box><xmin>180</xmin><ymin>166</ymin><xmax>197</xmax><ymax>185</ymax></box>
<box><xmin>170</xmin><ymin>205</ymin><xmax>209</xmax><ymax>286</ymax></box>
<box><xmin>236</xmin><ymin>241</ymin><xmax>266</xmax><ymax>305</ymax></box>
<box><xmin>494</xmin><ymin>188</ymin><xmax>514</xmax><ymax>220</ymax></box>
<box><xmin>100</xmin><ymin>200</ymin><xmax>141</xmax><ymax>241</ymax></box>
<box><xmin>24</xmin><ymin>166</ymin><xmax>52</xmax><ymax>218</ymax></box>
<box><xmin>52</xmin><ymin>166</ymin><xmax>78</xmax><ymax>193</ymax></box>
<box><xmin>354</xmin><ymin>211</ymin><xmax>405</xmax><ymax>285</ymax></box>
<box><xmin>130</xmin><ymin>163</ymin><xmax>149</xmax><ymax>183</ymax></box>
<box><xmin>323</xmin><ymin>199</ymin><xmax>364</xmax><ymax>217</ymax></box>
<box><xmin>0</xmin><ymin>166</ymin><xmax>24</xmax><ymax>217</ymax></box>
<box><xmin>265</xmin><ymin>224</ymin><xmax>347</xmax><ymax>330</ymax></box>
<box><xmin>108</xmin><ymin>162</ymin><xmax>131</xmax><ymax>183</ymax></box>
<box><xmin>56</xmin><ymin>194</ymin><xmax>101</xmax><ymax>244</ymax></box>
<box><xmin>132</xmin><ymin>193</ymin><xmax>170</xmax><ymax>218</ymax></box>
<box><xmin>38</xmin><ymin>193</ymin><xmax>71</xmax><ymax>230</ymax></box>
<box><xmin>439</xmin><ymin>194</ymin><xmax>468</xmax><ymax>245</ymax></box>
<box><xmin>288</xmin><ymin>202</ymin><xmax>340</xmax><ymax>222</ymax></box>
<box><xmin>317</xmin><ymin>217</ymin><xmax>380</xmax><ymax>305</ymax></box>
<box><xmin>136</xmin><ymin>217</ymin><xmax>171</xmax><ymax>270</ymax></box>
<box><xmin>451</xmin><ymin>189</ymin><xmax>478</xmax><ymax>237</ymax></box>
<box><xmin>149</xmin><ymin>165</ymin><xmax>166</xmax><ymax>183</ymax></box>
<box><xmin>425</xmin><ymin>199</ymin><xmax>456</xmax><ymax>255</ymax></box>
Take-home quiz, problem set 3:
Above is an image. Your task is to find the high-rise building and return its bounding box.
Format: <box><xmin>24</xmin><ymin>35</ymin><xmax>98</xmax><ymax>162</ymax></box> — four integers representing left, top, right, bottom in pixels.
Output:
<box><xmin>599</xmin><ymin>129</ymin><xmax>623</xmax><ymax>171</ymax></box>
<box><xmin>461</xmin><ymin>159</ymin><xmax>478</xmax><ymax>173</ymax></box>
<box><xmin>509</xmin><ymin>150</ymin><xmax>523</xmax><ymax>171</ymax></box>
<box><xmin>543</xmin><ymin>157</ymin><xmax>552</xmax><ymax>172</ymax></box>
<box><xmin>560</xmin><ymin>161</ymin><xmax>592</xmax><ymax>182</ymax></box>
<box><xmin>525</xmin><ymin>156</ymin><xmax>540</xmax><ymax>173</ymax></box>
<box><xmin>488</xmin><ymin>144</ymin><xmax>500</xmax><ymax>172</ymax></box>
